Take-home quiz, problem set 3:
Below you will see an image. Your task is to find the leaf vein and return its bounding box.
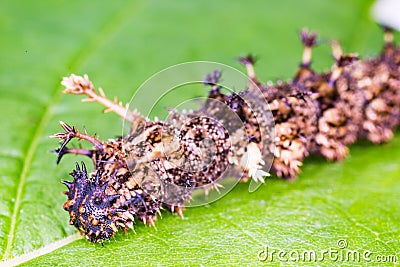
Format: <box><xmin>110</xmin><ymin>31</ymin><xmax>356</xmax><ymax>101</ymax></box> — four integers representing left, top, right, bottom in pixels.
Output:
<box><xmin>2</xmin><ymin>0</ymin><xmax>143</xmax><ymax>260</ymax></box>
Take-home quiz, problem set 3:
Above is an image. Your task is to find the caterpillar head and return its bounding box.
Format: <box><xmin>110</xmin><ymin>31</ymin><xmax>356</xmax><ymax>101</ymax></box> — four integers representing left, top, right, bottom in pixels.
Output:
<box><xmin>61</xmin><ymin>162</ymin><xmax>124</xmax><ymax>243</ymax></box>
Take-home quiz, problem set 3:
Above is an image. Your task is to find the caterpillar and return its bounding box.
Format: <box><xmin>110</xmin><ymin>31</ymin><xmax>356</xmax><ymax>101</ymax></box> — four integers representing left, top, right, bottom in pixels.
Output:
<box><xmin>52</xmin><ymin>27</ymin><xmax>400</xmax><ymax>244</ymax></box>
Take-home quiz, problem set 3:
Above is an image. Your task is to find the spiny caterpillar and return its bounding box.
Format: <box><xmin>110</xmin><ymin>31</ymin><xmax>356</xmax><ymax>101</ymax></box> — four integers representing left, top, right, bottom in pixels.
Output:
<box><xmin>52</xmin><ymin>27</ymin><xmax>400</xmax><ymax>244</ymax></box>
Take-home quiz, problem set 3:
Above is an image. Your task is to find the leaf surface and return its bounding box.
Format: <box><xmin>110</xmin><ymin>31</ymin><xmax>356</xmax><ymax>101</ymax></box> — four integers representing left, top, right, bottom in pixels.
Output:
<box><xmin>0</xmin><ymin>0</ymin><xmax>399</xmax><ymax>266</ymax></box>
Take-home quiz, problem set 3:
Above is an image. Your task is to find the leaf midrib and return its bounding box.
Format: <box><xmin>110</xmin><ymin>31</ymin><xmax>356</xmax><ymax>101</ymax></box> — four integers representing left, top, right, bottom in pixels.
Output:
<box><xmin>1</xmin><ymin>0</ymin><xmax>144</xmax><ymax>261</ymax></box>
<box><xmin>3</xmin><ymin>83</ymin><xmax>62</xmax><ymax>260</ymax></box>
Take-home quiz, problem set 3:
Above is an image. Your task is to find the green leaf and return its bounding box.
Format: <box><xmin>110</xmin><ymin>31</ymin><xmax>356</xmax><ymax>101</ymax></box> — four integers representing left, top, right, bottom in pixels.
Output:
<box><xmin>1</xmin><ymin>0</ymin><xmax>399</xmax><ymax>266</ymax></box>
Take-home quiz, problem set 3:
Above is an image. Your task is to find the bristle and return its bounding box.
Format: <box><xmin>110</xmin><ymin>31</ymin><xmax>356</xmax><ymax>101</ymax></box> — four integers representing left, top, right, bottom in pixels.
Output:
<box><xmin>61</xmin><ymin>180</ymin><xmax>72</xmax><ymax>190</ymax></box>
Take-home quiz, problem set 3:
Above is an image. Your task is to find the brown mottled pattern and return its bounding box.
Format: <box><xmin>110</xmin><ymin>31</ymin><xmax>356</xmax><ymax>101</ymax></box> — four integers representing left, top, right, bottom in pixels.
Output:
<box><xmin>53</xmin><ymin>28</ymin><xmax>400</xmax><ymax>243</ymax></box>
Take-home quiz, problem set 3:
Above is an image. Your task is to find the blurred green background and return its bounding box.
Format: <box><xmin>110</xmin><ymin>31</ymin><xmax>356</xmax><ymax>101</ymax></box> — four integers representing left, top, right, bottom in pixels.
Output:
<box><xmin>0</xmin><ymin>0</ymin><xmax>399</xmax><ymax>266</ymax></box>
